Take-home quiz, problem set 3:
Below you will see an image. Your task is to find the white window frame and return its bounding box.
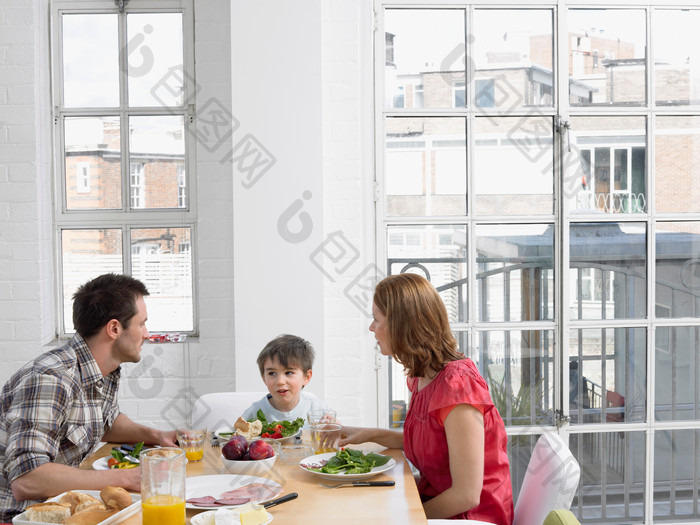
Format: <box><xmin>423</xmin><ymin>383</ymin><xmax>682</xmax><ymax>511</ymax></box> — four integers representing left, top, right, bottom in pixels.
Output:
<box><xmin>50</xmin><ymin>0</ymin><xmax>197</xmax><ymax>336</ymax></box>
<box><xmin>374</xmin><ymin>2</ymin><xmax>700</xmax><ymax>524</ymax></box>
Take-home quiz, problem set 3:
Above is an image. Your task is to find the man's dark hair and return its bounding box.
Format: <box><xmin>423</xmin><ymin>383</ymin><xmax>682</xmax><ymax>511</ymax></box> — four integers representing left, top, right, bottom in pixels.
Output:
<box><xmin>256</xmin><ymin>334</ymin><xmax>315</xmax><ymax>376</ymax></box>
<box><xmin>72</xmin><ymin>273</ymin><xmax>149</xmax><ymax>339</ymax></box>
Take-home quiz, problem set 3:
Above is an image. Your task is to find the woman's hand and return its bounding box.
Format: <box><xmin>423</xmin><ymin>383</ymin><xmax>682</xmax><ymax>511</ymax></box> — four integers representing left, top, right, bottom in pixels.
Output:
<box><xmin>338</xmin><ymin>426</ymin><xmax>373</xmax><ymax>447</ymax></box>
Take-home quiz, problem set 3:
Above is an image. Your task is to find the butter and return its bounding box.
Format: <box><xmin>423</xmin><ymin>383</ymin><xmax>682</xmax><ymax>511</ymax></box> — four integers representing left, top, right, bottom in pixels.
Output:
<box><xmin>238</xmin><ymin>503</ymin><xmax>268</xmax><ymax>525</ymax></box>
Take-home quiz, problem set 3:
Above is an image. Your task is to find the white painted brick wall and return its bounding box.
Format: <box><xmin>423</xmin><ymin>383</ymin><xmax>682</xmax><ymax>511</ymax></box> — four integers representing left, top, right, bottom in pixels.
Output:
<box><xmin>0</xmin><ymin>0</ymin><xmax>379</xmax><ymax>430</ymax></box>
<box><xmin>321</xmin><ymin>0</ymin><xmax>380</xmax><ymax>426</ymax></box>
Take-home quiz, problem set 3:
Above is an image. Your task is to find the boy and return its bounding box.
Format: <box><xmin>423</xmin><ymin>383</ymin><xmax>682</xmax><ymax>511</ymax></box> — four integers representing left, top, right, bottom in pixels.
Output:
<box><xmin>241</xmin><ymin>334</ymin><xmax>330</xmax><ymax>424</ymax></box>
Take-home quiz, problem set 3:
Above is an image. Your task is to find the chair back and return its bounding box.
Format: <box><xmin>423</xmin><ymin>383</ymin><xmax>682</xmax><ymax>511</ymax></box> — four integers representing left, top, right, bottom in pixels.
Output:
<box><xmin>191</xmin><ymin>391</ymin><xmax>267</xmax><ymax>431</ymax></box>
<box><xmin>512</xmin><ymin>432</ymin><xmax>580</xmax><ymax>525</ymax></box>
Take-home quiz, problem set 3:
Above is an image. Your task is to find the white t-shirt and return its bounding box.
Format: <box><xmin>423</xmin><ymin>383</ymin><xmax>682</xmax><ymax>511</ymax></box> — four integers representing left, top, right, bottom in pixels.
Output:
<box><xmin>241</xmin><ymin>390</ymin><xmax>329</xmax><ymax>427</ymax></box>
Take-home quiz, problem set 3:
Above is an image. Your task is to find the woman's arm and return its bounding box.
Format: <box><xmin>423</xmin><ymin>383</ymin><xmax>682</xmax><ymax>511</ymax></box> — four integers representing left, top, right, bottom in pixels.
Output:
<box><xmin>422</xmin><ymin>403</ymin><xmax>485</xmax><ymax>519</ymax></box>
<box><xmin>102</xmin><ymin>413</ymin><xmax>177</xmax><ymax>447</ymax></box>
<box><xmin>338</xmin><ymin>425</ymin><xmax>404</xmax><ymax>449</ymax></box>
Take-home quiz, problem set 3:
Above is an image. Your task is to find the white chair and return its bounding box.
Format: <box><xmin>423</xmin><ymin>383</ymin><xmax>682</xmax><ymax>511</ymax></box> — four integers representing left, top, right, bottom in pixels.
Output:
<box><xmin>512</xmin><ymin>431</ymin><xmax>580</xmax><ymax>525</ymax></box>
<box><xmin>191</xmin><ymin>391</ymin><xmax>267</xmax><ymax>432</ymax></box>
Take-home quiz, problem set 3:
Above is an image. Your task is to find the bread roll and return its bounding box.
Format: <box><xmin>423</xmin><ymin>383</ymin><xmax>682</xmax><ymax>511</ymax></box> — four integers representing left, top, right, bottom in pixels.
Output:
<box><xmin>63</xmin><ymin>507</ymin><xmax>119</xmax><ymax>525</ymax></box>
<box><xmin>75</xmin><ymin>502</ymin><xmax>108</xmax><ymax>513</ymax></box>
<box><xmin>58</xmin><ymin>491</ymin><xmax>102</xmax><ymax>514</ymax></box>
<box><xmin>100</xmin><ymin>486</ymin><xmax>132</xmax><ymax>510</ymax></box>
<box><xmin>23</xmin><ymin>502</ymin><xmax>71</xmax><ymax>523</ymax></box>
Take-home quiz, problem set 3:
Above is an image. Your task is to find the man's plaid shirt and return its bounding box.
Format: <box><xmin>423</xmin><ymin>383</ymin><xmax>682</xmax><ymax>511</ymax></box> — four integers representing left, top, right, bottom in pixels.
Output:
<box><xmin>0</xmin><ymin>334</ymin><xmax>121</xmax><ymax>520</ymax></box>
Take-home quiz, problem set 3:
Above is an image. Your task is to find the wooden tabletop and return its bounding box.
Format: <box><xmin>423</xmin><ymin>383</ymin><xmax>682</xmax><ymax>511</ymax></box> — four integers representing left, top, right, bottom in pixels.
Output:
<box><xmin>83</xmin><ymin>440</ymin><xmax>428</xmax><ymax>525</ymax></box>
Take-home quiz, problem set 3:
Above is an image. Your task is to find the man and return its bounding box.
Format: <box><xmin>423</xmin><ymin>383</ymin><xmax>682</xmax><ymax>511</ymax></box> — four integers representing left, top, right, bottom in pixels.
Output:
<box><xmin>0</xmin><ymin>273</ymin><xmax>177</xmax><ymax>520</ymax></box>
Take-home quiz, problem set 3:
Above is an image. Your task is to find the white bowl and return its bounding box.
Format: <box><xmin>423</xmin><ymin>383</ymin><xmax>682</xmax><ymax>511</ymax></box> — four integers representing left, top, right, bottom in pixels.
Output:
<box><xmin>221</xmin><ymin>453</ymin><xmax>277</xmax><ymax>476</ymax></box>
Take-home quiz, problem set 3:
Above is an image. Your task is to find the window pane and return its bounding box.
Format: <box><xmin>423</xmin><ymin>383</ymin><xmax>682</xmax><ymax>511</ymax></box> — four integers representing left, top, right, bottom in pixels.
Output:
<box><xmin>473</xmin><ymin>9</ymin><xmax>553</xmax><ymax>109</ymax></box>
<box><xmin>384</xmin><ymin>9</ymin><xmax>465</xmax><ymax>110</ymax></box>
<box><xmin>129</xmin><ymin>116</ymin><xmax>186</xmax><ymax>209</ymax></box>
<box><xmin>569</xmin><ymin>328</ymin><xmax>646</xmax><ymax>424</ymax></box>
<box><xmin>570</xmin><ymin>222</ymin><xmax>647</xmax><ymax>320</ymax></box>
<box><xmin>385</xmin><ymin>117</ymin><xmax>466</xmax><ymax>216</ymax></box>
<box><xmin>62</xmin><ymin>14</ymin><xmax>119</xmax><ymax>108</ymax></box>
<box><xmin>130</xmin><ymin>227</ymin><xmax>193</xmax><ymax>331</ymax></box>
<box><xmin>568</xmin><ymin>116</ymin><xmax>647</xmax><ymax>214</ymax></box>
<box><xmin>65</xmin><ymin>117</ymin><xmax>122</xmax><ymax>210</ymax></box>
<box><xmin>655</xmin><ymin>327</ymin><xmax>700</xmax><ymax>422</ymax></box>
<box><xmin>61</xmin><ymin>229</ymin><xmax>123</xmax><ymax>332</ymax></box>
<box><xmin>655</xmin><ymin>116</ymin><xmax>700</xmax><ymax>213</ymax></box>
<box><xmin>656</xmin><ymin>221</ymin><xmax>700</xmax><ymax>318</ymax></box>
<box><xmin>474</xmin><ymin>116</ymin><xmax>554</xmax><ymax>215</ymax></box>
<box><xmin>127</xmin><ymin>13</ymin><xmax>184</xmax><ymax>108</ymax></box>
<box><xmin>477</xmin><ymin>329</ymin><xmax>555</xmax><ymax>426</ymax></box>
<box><xmin>476</xmin><ymin>224</ymin><xmax>554</xmax><ymax>322</ymax></box>
<box><xmin>654</xmin><ymin>430</ymin><xmax>700</xmax><ymax>521</ymax></box>
<box><xmin>654</xmin><ymin>10</ymin><xmax>700</xmax><ymax>107</ymax></box>
<box><xmin>570</xmin><ymin>432</ymin><xmax>646</xmax><ymax>522</ymax></box>
<box><xmin>568</xmin><ymin>9</ymin><xmax>646</xmax><ymax>107</ymax></box>
<box><xmin>387</xmin><ymin>224</ymin><xmax>467</xmax><ymax>323</ymax></box>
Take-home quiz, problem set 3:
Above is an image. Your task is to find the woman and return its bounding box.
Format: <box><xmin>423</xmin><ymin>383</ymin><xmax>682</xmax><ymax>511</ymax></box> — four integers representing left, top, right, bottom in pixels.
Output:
<box><xmin>339</xmin><ymin>273</ymin><xmax>513</xmax><ymax>523</ymax></box>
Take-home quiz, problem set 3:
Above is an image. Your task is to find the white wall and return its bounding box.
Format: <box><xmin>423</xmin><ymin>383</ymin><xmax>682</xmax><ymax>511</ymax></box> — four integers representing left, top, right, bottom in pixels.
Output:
<box><xmin>0</xmin><ymin>0</ymin><xmax>379</xmax><ymax>430</ymax></box>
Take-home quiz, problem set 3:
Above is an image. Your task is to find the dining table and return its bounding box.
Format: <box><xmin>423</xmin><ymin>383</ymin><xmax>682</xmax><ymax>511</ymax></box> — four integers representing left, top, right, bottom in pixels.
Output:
<box><xmin>80</xmin><ymin>438</ymin><xmax>428</xmax><ymax>524</ymax></box>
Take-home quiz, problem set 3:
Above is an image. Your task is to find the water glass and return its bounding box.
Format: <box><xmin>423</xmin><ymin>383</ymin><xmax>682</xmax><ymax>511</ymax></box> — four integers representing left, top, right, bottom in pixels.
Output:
<box><xmin>310</xmin><ymin>423</ymin><xmax>341</xmax><ymax>454</ymax></box>
<box><xmin>141</xmin><ymin>447</ymin><xmax>186</xmax><ymax>525</ymax></box>
<box><xmin>307</xmin><ymin>409</ymin><xmax>337</xmax><ymax>426</ymax></box>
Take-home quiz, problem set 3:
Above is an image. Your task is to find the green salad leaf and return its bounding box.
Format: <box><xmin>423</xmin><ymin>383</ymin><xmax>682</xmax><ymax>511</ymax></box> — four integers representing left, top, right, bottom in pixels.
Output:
<box><xmin>252</xmin><ymin>409</ymin><xmax>305</xmax><ymax>438</ymax></box>
<box><xmin>308</xmin><ymin>448</ymin><xmax>391</xmax><ymax>475</ymax></box>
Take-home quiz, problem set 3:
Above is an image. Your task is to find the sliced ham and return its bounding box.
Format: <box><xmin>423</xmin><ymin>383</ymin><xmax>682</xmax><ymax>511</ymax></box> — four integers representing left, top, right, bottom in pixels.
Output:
<box><xmin>187</xmin><ymin>482</ymin><xmax>282</xmax><ymax>507</ymax></box>
<box><xmin>185</xmin><ymin>496</ymin><xmax>217</xmax><ymax>506</ymax></box>
<box><xmin>214</xmin><ymin>497</ymin><xmax>250</xmax><ymax>506</ymax></box>
<box><xmin>219</xmin><ymin>483</ymin><xmax>282</xmax><ymax>502</ymax></box>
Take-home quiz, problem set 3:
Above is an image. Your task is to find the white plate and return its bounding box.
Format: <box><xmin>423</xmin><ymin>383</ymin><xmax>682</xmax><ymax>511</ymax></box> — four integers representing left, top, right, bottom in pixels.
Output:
<box><xmin>299</xmin><ymin>451</ymin><xmax>397</xmax><ymax>481</ymax></box>
<box><xmin>12</xmin><ymin>490</ymin><xmax>141</xmax><ymax>525</ymax></box>
<box><xmin>190</xmin><ymin>508</ymin><xmax>273</xmax><ymax>525</ymax></box>
<box><xmin>185</xmin><ymin>475</ymin><xmax>282</xmax><ymax>510</ymax></box>
<box><xmin>92</xmin><ymin>456</ymin><xmax>131</xmax><ymax>470</ymax></box>
<box><xmin>215</xmin><ymin>426</ymin><xmax>302</xmax><ymax>443</ymax></box>
<box><xmin>92</xmin><ymin>454</ymin><xmax>185</xmax><ymax>470</ymax></box>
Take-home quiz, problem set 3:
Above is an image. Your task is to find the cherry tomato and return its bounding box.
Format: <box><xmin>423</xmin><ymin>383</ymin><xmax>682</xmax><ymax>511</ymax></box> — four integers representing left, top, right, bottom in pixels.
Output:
<box><xmin>107</xmin><ymin>457</ymin><xmax>119</xmax><ymax>468</ymax></box>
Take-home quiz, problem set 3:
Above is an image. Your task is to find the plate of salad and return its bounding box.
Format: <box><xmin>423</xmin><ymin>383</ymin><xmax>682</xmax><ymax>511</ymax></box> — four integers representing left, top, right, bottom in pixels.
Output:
<box><xmin>299</xmin><ymin>448</ymin><xmax>396</xmax><ymax>481</ymax></box>
<box><xmin>216</xmin><ymin>410</ymin><xmax>304</xmax><ymax>443</ymax></box>
<box><xmin>93</xmin><ymin>442</ymin><xmax>145</xmax><ymax>470</ymax></box>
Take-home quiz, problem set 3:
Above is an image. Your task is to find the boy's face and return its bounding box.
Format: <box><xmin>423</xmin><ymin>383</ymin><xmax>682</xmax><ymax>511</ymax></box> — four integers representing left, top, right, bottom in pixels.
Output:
<box><xmin>262</xmin><ymin>357</ymin><xmax>312</xmax><ymax>412</ymax></box>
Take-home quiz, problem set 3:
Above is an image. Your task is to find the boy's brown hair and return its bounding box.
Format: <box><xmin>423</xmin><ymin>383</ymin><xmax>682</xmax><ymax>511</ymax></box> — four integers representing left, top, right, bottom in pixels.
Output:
<box><xmin>256</xmin><ymin>334</ymin><xmax>315</xmax><ymax>375</ymax></box>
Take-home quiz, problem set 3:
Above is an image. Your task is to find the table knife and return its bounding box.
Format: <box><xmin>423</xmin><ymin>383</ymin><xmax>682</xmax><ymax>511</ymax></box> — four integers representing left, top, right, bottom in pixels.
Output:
<box><xmin>321</xmin><ymin>480</ymin><xmax>396</xmax><ymax>488</ymax></box>
<box><xmin>263</xmin><ymin>492</ymin><xmax>298</xmax><ymax>508</ymax></box>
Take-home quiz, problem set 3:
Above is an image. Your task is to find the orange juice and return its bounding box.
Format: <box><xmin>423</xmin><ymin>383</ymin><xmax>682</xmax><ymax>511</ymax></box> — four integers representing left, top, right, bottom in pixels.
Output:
<box><xmin>184</xmin><ymin>447</ymin><xmax>204</xmax><ymax>461</ymax></box>
<box><xmin>142</xmin><ymin>495</ymin><xmax>185</xmax><ymax>525</ymax></box>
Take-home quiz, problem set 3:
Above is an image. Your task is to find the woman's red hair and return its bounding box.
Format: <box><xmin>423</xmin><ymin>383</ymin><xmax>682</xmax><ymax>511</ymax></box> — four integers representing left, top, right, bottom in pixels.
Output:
<box><xmin>373</xmin><ymin>273</ymin><xmax>462</xmax><ymax>377</ymax></box>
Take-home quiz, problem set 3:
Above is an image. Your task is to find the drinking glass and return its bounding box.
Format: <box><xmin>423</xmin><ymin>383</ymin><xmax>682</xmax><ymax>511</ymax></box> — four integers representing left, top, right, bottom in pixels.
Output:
<box><xmin>176</xmin><ymin>426</ymin><xmax>207</xmax><ymax>462</ymax></box>
<box><xmin>310</xmin><ymin>423</ymin><xmax>341</xmax><ymax>454</ymax></box>
<box><xmin>141</xmin><ymin>447</ymin><xmax>186</xmax><ymax>525</ymax></box>
<box><xmin>307</xmin><ymin>409</ymin><xmax>337</xmax><ymax>426</ymax></box>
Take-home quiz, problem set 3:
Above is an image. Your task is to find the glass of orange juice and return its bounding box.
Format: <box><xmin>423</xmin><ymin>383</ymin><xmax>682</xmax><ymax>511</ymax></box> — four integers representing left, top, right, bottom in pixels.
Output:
<box><xmin>176</xmin><ymin>426</ymin><xmax>207</xmax><ymax>462</ymax></box>
<box><xmin>140</xmin><ymin>447</ymin><xmax>186</xmax><ymax>525</ymax></box>
<box><xmin>310</xmin><ymin>423</ymin><xmax>341</xmax><ymax>454</ymax></box>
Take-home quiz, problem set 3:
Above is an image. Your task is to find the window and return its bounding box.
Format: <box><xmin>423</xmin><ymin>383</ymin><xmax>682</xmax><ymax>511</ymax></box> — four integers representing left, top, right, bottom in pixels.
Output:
<box><xmin>52</xmin><ymin>0</ymin><xmax>196</xmax><ymax>334</ymax></box>
<box><xmin>376</xmin><ymin>3</ymin><xmax>700</xmax><ymax>523</ymax></box>
<box><xmin>76</xmin><ymin>162</ymin><xmax>90</xmax><ymax>193</ymax></box>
